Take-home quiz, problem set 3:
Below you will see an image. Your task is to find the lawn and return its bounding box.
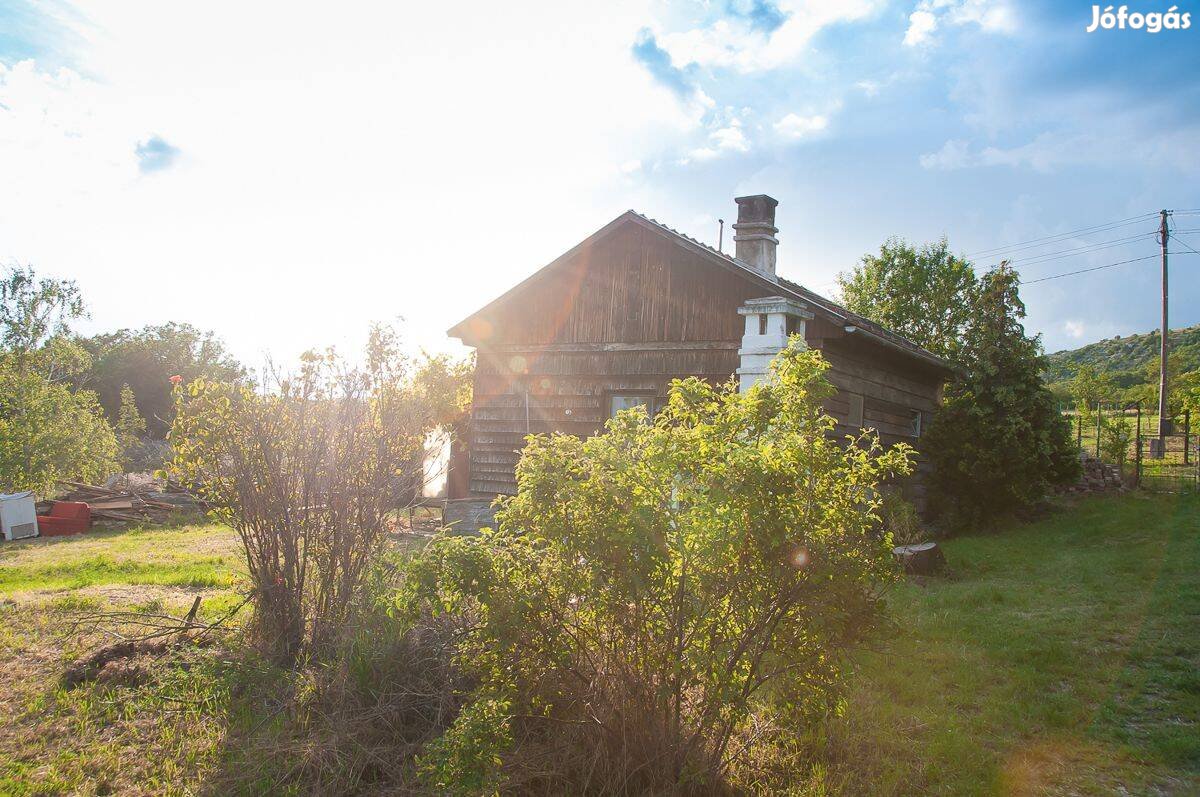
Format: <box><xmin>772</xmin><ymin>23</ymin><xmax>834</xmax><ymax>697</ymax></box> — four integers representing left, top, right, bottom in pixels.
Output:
<box><xmin>0</xmin><ymin>495</ymin><xmax>1197</xmax><ymax>794</ymax></box>
<box><xmin>824</xmin><ymin>491</ymin><xmax>1200</xmax><ymax>795</ymax></box>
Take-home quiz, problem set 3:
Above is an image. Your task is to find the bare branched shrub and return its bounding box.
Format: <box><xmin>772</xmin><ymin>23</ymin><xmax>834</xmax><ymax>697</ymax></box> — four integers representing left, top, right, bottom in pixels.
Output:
<box><xmin>166</xmin><ymin>325</ymin><xmax>468</xmax><ymax>664</ymax></box>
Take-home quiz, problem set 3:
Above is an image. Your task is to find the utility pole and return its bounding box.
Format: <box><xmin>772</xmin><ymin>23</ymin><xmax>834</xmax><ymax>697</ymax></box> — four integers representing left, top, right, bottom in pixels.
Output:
<box><xmin>1157</xmin><ymin>209</ymin><xmax>1171</xmax><ymax>452</ymax></box>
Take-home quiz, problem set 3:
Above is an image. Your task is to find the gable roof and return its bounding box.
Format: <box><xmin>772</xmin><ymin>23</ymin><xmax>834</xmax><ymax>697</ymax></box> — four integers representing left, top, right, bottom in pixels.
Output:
<box><xmin>448</xmin><ymin>209</ymin><xmax>954</xmax><ymax>374</ymax></box>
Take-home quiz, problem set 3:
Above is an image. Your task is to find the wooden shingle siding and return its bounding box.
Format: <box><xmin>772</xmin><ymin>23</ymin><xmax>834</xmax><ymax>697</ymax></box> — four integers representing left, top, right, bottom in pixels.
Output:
<box><xmin>471</xmin><ymin>224</ymin><xmax>760</xmax><ymax>347</ymax></box>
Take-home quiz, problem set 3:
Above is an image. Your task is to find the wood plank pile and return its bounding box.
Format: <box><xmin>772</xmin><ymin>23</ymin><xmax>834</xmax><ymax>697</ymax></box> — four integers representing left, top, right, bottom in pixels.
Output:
<box><xmin>37</xmin><ymin>480</ymin><xmax>200</xmax><ymax>526</ymax></box>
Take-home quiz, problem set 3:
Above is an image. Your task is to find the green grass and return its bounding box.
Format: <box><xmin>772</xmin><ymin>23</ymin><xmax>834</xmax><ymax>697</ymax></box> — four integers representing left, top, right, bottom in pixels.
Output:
<box><xmin>0</xmin><ymin>498</ymin><xmax>1197</xmax><ymax>794</ymax></box>
<box><xmin>0</xmin><ymin>523</ymin><xmax>245</xmax><ymax>796</ymax></box>
<box><xmin>824</xmin><ymin>492</ymin><xmax>1200</xmax><ymax>794</ymax></box>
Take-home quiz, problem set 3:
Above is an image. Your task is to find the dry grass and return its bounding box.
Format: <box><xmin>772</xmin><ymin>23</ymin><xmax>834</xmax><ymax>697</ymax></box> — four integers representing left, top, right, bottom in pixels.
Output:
<box><xmin>0</xmin><ymin>521</ymin><xmax>454</xmax><ymax>796</ymax></box>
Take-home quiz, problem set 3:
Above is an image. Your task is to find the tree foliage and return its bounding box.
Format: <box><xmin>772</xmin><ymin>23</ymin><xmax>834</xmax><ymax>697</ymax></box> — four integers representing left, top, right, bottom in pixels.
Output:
<box><xmin>0</xmin><ymin>266</ymin><xmax>118</xmax><ymax>493</ymax></box>
<box><xmin>837</xmin><ymin>237</ymin><xmax>978</xmax><ymax>360</ymax></box>
<box><xmin>0</xmin><ymin>364</ymin><xmax>119</xmax><ymax>493</ymax></box>
<box><xmin>78</xmin><ymin>322</ymin><xmax>246</xmax><ymax>437</ymax></box>
<box><xmin>923</xmin><ymin>266</ymin><xmax>1079</xmax><ymax>529</ymax></box>
<box><xmin>1069</xmin><ymin>364</ymin><xmax>1115</xmax><ymax>413</ymax></box>
<box><xmin>166</xmin><ymin>325</ymin><xmax>470</xmax><ymax>664</ymax></box>
<box><xmin>115</xmin><ymin>383</ymin><xmax>149</xmax><ymax>469</ymax></box>
<box><xmin>408</xmin><ymin>345</ymin><xmax>912</xmax><ymax>793</ymax></box>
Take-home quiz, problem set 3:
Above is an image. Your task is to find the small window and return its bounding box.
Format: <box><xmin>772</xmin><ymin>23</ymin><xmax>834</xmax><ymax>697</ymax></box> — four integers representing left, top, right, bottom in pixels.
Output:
<box><xmin>785</xmin><ymin>315</ymin><xmax>799</xmax><ymax>337</ymax></box>
<box><xmin>609</xmin><ymin>394</ymin><xmax>662</xmax><ymax>419</ymax></box>
<box><xmin>847</xmin><ymin>394</ymin><xmax>864</xmax><ymax>428</ymax></box>
<box><xmin>909</xmin><ymin>410</ymin><xmax>923</xmax><ymax>438</ymax></box>
<box><xmin>758</xmin><ymin>313</ymin><xmax>768</xmax><ymax>335</ymax></box>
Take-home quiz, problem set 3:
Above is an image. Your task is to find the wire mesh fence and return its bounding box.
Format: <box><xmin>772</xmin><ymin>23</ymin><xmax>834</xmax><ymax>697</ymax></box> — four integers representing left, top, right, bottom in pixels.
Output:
<box><xmin>1063</xmin><ymin>402</ymin><xmax>1199</xmax><ymax>492</ymax></box>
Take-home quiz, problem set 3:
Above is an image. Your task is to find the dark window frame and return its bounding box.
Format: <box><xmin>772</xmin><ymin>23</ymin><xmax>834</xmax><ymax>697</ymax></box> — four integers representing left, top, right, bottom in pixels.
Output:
<box><xmin>605</xmin><ymin>390</ymin><xmax>665</xmax><ymax>420</ymax></box>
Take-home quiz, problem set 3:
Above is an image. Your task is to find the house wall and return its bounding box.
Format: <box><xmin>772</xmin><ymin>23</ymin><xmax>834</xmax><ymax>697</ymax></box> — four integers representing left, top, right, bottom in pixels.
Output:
<box><xmin>458</xmin><ymin>222</ymin><xmax>762</xmax><ymax>495</ymax></box>
<box><xmin>452</xmin><ymin>220</ymin><xmax>946</xmax><ymax>503</ymax></box>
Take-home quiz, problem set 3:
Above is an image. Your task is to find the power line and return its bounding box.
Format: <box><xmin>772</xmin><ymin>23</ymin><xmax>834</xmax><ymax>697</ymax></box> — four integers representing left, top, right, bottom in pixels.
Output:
<box><xmin>1174</xmin><ymin>236</ymin><xmax>1200</xmax><ymax>257</ymax></box>
<box><xmin>965</xmin><ymin>213</ymin><xmax>1159</xmax><ymax>259</ymax></box>
<box><xmin>1019</xmin><ymin>250</ymin><xmax>1199</xmax><ymax>285</ymax></box>
<box><xmin>1000</xmin><ymin>231</ymin><xmax>1157</xmax><ymax>269</ymax></box>
<box><xmin>1019</xmin><ymin>254</ymin><xmax>1160</xmax><ymax>285</ymax></box>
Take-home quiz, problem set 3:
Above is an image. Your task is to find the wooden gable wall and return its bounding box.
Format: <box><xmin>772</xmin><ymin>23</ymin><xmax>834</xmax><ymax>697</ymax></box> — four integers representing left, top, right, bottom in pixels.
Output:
<box><xmin>463</xmin><ymin>221</ymin><xmax>765</xmax><ymax>495</ymax></box>
<box><xmin>458</xmin><ymin>221</ymin><xmax>764</xmax><ymax>347</ymax></box>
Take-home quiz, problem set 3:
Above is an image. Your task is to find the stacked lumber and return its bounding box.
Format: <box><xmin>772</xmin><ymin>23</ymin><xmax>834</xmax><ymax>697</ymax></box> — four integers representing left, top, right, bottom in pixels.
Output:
<box><xmin>39</xmin><ymin>480</ymin><xmax>199</xmax><ymax>526</ymax></box>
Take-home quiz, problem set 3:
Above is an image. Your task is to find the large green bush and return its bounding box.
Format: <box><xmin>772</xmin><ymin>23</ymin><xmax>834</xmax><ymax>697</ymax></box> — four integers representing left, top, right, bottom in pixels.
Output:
<box><xmin>0</xmin><ymin>266</ymin><xmax>118</xmax><ymax>493</ymax></box>
<box><xmin>924</xmin><ymin>266</ymin><xmax>1079</xmax><ymax>529</ymax></box>
<box><xmin>408</xmin><ymin>345</ymin><xmax>912</xmax><ymax>793</ymax></box>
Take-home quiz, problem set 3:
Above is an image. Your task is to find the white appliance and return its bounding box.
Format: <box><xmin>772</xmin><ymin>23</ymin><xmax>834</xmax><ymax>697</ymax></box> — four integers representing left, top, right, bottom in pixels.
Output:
<box><xmin>0</xmin><ymin>491</ymin><xmax>38</xmax><ymax>541</ymax></box>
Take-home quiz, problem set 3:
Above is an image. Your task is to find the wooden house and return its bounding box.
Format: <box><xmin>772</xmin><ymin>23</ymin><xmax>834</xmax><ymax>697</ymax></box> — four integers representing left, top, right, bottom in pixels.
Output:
<box><xmin>444</xmin><ymin>195</ymin><xmax>953</xmax><ymax>528</ymax></box>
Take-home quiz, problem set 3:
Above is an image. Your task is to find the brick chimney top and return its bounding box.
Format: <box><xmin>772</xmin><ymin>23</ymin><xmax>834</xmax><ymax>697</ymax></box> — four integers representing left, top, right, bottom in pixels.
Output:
<box><xmin>733</xmin><ymin>194</ymin><xmax>778</xmax><ymax>278</ymax></box>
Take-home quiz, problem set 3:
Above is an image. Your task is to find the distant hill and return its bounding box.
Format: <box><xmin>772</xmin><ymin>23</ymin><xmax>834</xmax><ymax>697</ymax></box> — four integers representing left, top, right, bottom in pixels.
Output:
<box><xmin>1045</xmin><ymin>324</ymin><xmax>1200</xmax><ymax>386</ymax></box>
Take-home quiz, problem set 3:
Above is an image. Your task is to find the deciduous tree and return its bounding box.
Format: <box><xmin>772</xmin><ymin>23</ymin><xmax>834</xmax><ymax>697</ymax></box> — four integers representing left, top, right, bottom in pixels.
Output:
<box><xmin>837</xmin><ymin>236</ymin><xmax>978</xmax><ymax>360</ymax></box>
<box><xmin>923</xmin><ymin>265</ymin><xmax>1079</xmax><ymax>529</ymax></box>
<box><xmin>0</xmin><ymin>266</ymin><xmax>117</xmax><ymax>492</ymax></box>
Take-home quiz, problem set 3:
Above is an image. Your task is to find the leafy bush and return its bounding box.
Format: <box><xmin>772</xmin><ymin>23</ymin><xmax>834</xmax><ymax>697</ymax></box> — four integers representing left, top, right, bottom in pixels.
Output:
<box><xmin>0</xmin><ymin>364</ymin><xmax>119</xmax><ymax>492</ymax></box>
<box><xmin>408</xmin><ymin>345</ymin><xmax>912</xmax><ymax>793</ymax></box>
<box><xmin>924</xmin><ymin>266</ymin><xmax>1079</xmax><ymax>530</ymax></box>
<box><xmin>1099</xmin><ymin>415</ymin><xmax>1133</xmax><ymax>474</ymax></box>
<box><xmin>0</xmin><ymin>266</ymin><xmax>118</xmax><ymax>493</ymax></box>
<box><xmin>166</xmin><ymin>325</ymin><xmax>469</xmax><ymax>664</ymax></box>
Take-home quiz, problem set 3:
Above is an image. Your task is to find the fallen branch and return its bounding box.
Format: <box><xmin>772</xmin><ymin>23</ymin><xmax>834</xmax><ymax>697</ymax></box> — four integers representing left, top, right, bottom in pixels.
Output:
<box><xmin>62</xmin><ymin>593</ymin><xmax>252</xmax><ymax>687</ymax></box>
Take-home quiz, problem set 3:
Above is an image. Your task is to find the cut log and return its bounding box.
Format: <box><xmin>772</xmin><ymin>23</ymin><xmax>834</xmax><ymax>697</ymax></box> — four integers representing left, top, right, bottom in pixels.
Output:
<box><xmin>893</xmin><ymin>542</ymin><xmax>946</xmax><ymax>575</ymax></box>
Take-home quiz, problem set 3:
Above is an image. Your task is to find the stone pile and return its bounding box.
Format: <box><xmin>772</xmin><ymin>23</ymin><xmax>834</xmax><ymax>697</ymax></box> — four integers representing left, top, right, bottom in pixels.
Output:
<box><xmin>1062</xmin><ymin>452</ymin><xmax>1127</xmax><ymax>494</ymax></box>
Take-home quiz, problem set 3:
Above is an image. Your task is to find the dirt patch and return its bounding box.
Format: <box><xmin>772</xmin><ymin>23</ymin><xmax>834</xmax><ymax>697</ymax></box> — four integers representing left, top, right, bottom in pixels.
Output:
<box><xmin>62</xmin><ymin>635</ymin><xmax>214</xmax><ymax>688</ymax></box>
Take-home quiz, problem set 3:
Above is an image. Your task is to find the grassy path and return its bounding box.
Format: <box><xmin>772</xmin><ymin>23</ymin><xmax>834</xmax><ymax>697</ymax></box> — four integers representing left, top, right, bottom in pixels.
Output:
<box><xmin>827</xmin><ymin>492</ymin><xmax>1200</xmax><ymax>795</ymax></box>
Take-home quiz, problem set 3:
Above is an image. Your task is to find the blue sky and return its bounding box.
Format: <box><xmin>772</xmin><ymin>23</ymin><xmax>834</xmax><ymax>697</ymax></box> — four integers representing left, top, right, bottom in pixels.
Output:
<box><xmin>1</xmin><ymin>0</ymin><xmax>1198</xmax><ymax>364</ymax></box>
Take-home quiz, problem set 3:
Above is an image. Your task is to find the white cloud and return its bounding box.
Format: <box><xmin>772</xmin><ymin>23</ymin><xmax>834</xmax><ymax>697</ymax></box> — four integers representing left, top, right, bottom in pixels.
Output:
<box><xmin>711</xmin><ymin>123</ymin><xmax>749</xmax><ymax>152</ymax></box>
<box><xmin>774</xmin><ymin>112</ymin><xmax>829</xmax><ymax>139</ymax></box>
<box><xmin>660</xmin><ymin>0</ymin><xmax>884</xmax><ymax>73</ymax></box>
<box><xmin>903</xmin><ymin>1</ymin><xmax>1017</xmax><ymax>47</ymax></box>
<box><xmin>0</xmin><ymin>1</ymin><xmax>705</xmax><ymax>364</ymax></box>
<box><xmin>921</xmin><ymin>127</ymin><xmax>1200</xmax><ymax>175</ymax></box>
<box><xmin>1063</xmin><ymin>320</ymin><xmax>1086</xmax><ymax>339</ymax></box>
<box><xmin>919</xmin><ymin>139</ymin><xmax>972</xmax><ymax>169</ymax></box>
<box><xmin>949</xmin><ymin>0</ymin><xmax>1018</xmax><ymax>34</ymax></box>
<box><xmin>903</xmin><ymin>10</ymin><xmax>938</xmax><ymax>47</ymax></box>
<box><xmin>855</xmin><ymin>79</ymin><xmax>880</xmax><ymax>97</ymax></box>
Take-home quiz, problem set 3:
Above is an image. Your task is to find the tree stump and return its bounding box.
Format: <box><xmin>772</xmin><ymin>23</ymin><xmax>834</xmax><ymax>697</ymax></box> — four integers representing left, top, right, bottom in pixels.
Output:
<box><xmin>893</xmin><ymin>542</ymin><xmax>945</xmax><ymax>575</ymax></box>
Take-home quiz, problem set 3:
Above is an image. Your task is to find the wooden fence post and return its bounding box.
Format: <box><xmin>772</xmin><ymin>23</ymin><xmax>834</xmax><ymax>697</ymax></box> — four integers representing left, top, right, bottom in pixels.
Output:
<box><xmin>1135</xmin><ymin>402</ymin><xmax>1142</xmax><ymax>488</ymax></box>
<box><xmin>1185</xmin><ymin>409</ymin><xmax>1191</xmax><ymax>466</ymax></box>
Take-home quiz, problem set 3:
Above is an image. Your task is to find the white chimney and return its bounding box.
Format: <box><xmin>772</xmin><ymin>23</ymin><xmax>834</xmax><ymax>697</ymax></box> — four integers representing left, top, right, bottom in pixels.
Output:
<box><xmin>736</xmin><ymin>296</ymin><xmax>812</xmax><ymax>391</ymax></box>
<box><xmin>733</xmin><ymin>194</ymin><xmax>779</xmax><ymax>278</ymax></box>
